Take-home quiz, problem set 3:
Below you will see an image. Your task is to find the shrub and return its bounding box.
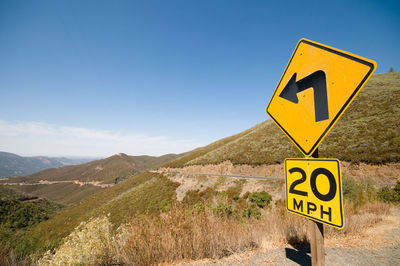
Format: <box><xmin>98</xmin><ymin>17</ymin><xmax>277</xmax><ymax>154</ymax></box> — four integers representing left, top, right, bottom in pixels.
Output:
<box><xmin>38</xmin><ymin>216</ymin><xmax>117</xmax><ymax>265</ymax></box>
<box><xmin>159</xmin><ymin>199</ymin><xmax>172</xmax><ymax>212</ymax></box>
<box><xmin>242</xmin><ymin>204</ymin><xmax>261</xmax><ymax>219</ymax></box>
<box><xmin>394</xmin><ymin>181</ymin><xmax>400</xmax><ymax>195</ymax></box>
<box><xmin>248</xmin><ymin>191</ymin><xmax>272</xmax><ymax>208</ymax></box>
<box><xmin>342</xmin><ymin>177</ymin><xmax>376</xmax><ymax>208</ymax></box>
<box><xmin>213</xmin><ymin>201</ymin><xmax>238</xmax><ymax>218</ymax></box>
<box><xmin>378</xmin><ymin>182</ymin><xmax>400</xmax><ymax>203</ymax></box>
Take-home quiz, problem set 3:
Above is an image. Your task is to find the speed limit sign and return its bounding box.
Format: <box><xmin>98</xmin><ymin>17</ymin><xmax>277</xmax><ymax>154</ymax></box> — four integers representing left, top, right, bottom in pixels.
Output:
<box><xmin>284</xmin><ymin>158</ymin><xmax>344</xmax><ymax>228</ymax></box>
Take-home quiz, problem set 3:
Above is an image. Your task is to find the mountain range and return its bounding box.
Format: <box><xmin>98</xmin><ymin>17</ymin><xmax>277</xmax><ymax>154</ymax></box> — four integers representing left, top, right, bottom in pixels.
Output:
<box><xmin>0</xmin><ymin>152</ymin><xmax>96</xmax><ymax>178</ymax></box>
<box><xmin>0</xmin><ymin>152</ymin><xmax>182</xmax><ymax>205</ymax></box>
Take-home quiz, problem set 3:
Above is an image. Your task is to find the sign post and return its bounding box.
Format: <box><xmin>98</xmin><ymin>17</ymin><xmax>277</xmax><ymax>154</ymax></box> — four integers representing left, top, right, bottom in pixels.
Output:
<box><xmin>266</xmin><ymin>39</ymin><xmax>376</xmax><ymax>265</ymax></box>
<box><xmin>308</xmin><ymin>149</ymin><xmax>325</xmax><ymax>266</ymax></box>
<box><xmin>309</xmin><ymin>218</ymin><xmax>325</xmax><ymax>266</ymax></box>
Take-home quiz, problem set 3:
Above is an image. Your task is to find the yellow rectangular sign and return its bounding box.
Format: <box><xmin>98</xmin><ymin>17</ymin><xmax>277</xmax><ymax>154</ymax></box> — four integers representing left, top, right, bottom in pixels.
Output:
<box><xmin>285</xmin><ymin>158</ymin><xmax>344</xmax><ymax>228</ymax></box>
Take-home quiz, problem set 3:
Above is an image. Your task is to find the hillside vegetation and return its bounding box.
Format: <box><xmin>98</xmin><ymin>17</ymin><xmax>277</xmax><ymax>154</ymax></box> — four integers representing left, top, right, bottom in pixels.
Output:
<box><xmin>163</xmin><ymin>72</ymin><xmax>400</xmax><ymax>167</ymax></box>
<box><xmin>10</xmin><ymin>183</ymin><xmax>104</xmax><ymax>205</ymax></box>
<box><xmin>0</xmin><ymin>186</ymin><xmax>63</xmax><ymax>261</ymax></box>
<box><xmin>24</xmin><ymin>172</ymin><xmax>179</xmax><ymax>253</ymax></box>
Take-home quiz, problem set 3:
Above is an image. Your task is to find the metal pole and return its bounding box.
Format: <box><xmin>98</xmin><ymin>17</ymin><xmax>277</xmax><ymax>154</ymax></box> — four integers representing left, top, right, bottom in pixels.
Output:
<box><xmin>308</xmin><ymin>148</ymin><xmax>325</xmax><ymax>266</ymax></box>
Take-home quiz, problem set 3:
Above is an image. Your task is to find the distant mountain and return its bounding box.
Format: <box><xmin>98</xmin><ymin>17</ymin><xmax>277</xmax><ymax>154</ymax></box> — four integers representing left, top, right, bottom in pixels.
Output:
<box><xmin>1</xmin><ymin>152</ymin><xmax>183</xmax><ymax>205</ymax></box>
<box><xmin>7</xmin><ymin>153</ymin><xmax>182</xmax><ymax>184</ymax></box>
<box><xmin>0</xmin><ymin>152</ymin><xmax>96</xmax><ymax>177</ymax></box>
<box><xmin>163</xmin><ymin>72</ymin><xmax>400</xmax><ymax>167</ymax></box>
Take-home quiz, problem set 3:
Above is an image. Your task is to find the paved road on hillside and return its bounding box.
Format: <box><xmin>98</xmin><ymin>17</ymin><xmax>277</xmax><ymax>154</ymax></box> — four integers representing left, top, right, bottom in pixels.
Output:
<box><xmin>166</xmin><ymin>171</ymin><xmax>284</xmax><ymax>181</ymax></box>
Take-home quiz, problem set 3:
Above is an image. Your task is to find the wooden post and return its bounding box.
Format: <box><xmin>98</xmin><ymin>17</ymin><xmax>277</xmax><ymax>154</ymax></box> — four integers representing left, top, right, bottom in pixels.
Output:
<box><xmin>308</xmin><ymin>148</ymin><xmax>325</xmax><ymax>266</ymax></box>
<box><xmin>309</xmin><ymin>219</ymin><xmax>325</xmax><ymax>265</ymax></box>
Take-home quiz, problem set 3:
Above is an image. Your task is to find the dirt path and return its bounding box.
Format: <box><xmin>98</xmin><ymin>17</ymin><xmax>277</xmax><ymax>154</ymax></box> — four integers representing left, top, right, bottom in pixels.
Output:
<box><xmin>1</xmin><ymin>179</ymin><xmax>113</xmax><ymax>188</ymax></box>
<box><xmin>178</xmin><ymin>207</ymin><xmax>400</xmax><ymax>266</ymax></box>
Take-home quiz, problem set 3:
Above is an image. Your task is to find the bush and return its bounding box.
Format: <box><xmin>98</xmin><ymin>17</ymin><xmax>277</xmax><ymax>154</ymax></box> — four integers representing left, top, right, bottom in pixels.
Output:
<box><xmin>378</xmin><ymin>182</ymin><xmax>400</xmax><ymax>203</ymax></box>
<box><xmin>342</xmin><ymin>177</ymin><xmax>376</xmax><ymax>208</ymax></box>
<box><xmin>248</xmin><ymin>191</ymin><xmax>272</xmax><ymax>208</ymax></box>
<box><xmin>394</xmin><ymin>181</ymin><xmax>400</xmax><ymax>195</ymax></box>
<box><xmin>242</xmin><ymin>204</ymin><xmax>261</xmax><ymax>219</ymax></box>
<box><xmin>213</xmin><ymin>201</ymin><xmax>238</xmax><ymax>218</ymax></box>
<box><xmin>38</xmin><ymin>216</ymin><xmax>117</xmax><ymax>266</ymax></box>
<box><xmin>159</xmin><ymin>199</ymin><xmax>172</xmax><ymax>212</ymax></box>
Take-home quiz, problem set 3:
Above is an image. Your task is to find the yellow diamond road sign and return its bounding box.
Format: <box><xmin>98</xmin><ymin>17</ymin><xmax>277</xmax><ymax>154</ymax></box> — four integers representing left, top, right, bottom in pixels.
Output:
<box><xmin>285</xmin><ymin>158</ymin><xmax>343</xmax><ymax>228</ymax></box>
<box><xmin>266</xmin><ymin>39</ymin><xmax>376</xmax><ymax>156</ymax></box>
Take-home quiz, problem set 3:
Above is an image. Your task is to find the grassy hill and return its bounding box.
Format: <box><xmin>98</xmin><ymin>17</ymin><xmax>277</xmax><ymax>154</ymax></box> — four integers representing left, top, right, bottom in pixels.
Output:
<box><xmin>163</xmin><ymin>72</ymin><xmax>400</xmax><ymax>167</ymax></box>
<box><xmin>9</xmin><ymin>183</ymin><xmax>105</xmax><ymax>206</ymax></box>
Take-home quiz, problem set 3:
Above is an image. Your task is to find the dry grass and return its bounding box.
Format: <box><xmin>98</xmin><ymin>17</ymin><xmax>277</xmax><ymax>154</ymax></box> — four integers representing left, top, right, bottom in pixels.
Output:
<box><xmin>118</xmin><ymin>206</ymin><xmax>258</xmax><ymax>264</ymax></box>
<box><xmin>325</xmin><ymin>202</ymin><xmax>390</xmax><ymax>239</ymax></box>
<box><xmin>117</xmin><ymin>201</ymin><xmax>390</xmax><ymax>265</ymax></box>
<box><xmin>39</xmin><ymin>199</ymin><xmax>390</xmax><ymax>265</ymax></box>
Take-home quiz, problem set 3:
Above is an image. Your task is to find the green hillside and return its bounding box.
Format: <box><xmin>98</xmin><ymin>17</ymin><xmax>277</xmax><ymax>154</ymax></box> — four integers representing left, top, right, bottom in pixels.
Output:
<box><xmin>11</xmin><ymin>183</ymin><xmax>104</xmax><ymax>205</ymax></box>
<box><xmin>27</xmin><ymin>172</ymin><xmax>178</xmax><ymax>250</ymax></box>
<box><xmin>0</xmin><ymin>186</ymin><xmax>63</xmax><ymax>260</ymax></box>
<box><xmin>164</xmin><ymin>72</ymin><xmax>400</xmax><ymax>167</ymax></box>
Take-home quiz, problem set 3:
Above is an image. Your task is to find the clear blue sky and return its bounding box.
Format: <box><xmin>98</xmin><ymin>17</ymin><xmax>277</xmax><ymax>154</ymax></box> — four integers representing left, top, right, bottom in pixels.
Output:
<box><xmin>0</xmin><ymin>0</ymin><xmax>399</xmax><ymax>157</ymax></box>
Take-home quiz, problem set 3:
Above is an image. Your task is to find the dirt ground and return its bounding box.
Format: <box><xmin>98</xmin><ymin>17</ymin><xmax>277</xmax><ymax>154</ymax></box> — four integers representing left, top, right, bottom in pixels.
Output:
<box><xmin>165</xmin><ymin>172</ymin><xmax>285</xmax><ymax>202</ymax></box>
<box><xmin>176</xmin><ymin>207</ymin><xmax>400</xmax><ymax>266</ymax></box>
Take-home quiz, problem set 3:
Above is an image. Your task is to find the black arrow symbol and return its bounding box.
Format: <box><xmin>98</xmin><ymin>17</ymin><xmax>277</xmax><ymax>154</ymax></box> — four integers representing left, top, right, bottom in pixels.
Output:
<box><xmin>279</xmin><ymin>70</ymin><xmax>329</xmax><ymax>122</ymax></box>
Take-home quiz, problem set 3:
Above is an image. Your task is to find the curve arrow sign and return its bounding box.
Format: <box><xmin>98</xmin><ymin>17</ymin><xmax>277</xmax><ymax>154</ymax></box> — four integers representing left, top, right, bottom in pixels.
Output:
<box><xmin>279</xmin><ymin>70</ymin><xmax>329</xmax><ymax>122</ymax></box>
